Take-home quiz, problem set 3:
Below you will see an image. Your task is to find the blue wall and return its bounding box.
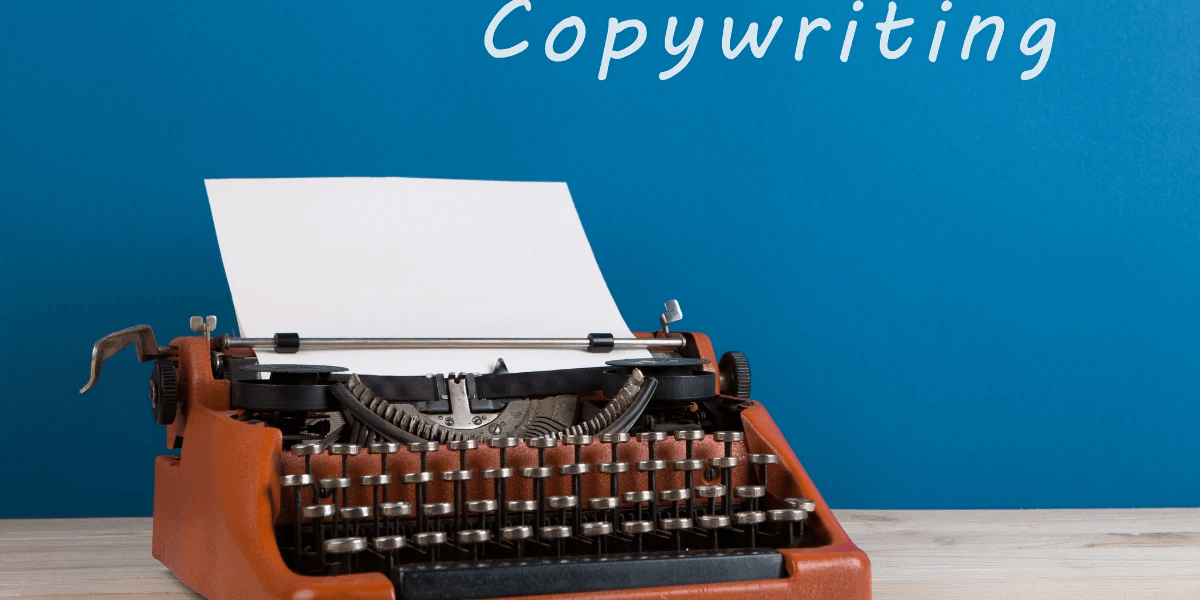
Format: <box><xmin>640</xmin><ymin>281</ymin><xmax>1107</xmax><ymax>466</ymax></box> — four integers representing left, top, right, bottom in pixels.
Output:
<box><xmin>1</xmin><ymin>1</ymin><xmax>1197</xmax><ymax>517</ymax></box>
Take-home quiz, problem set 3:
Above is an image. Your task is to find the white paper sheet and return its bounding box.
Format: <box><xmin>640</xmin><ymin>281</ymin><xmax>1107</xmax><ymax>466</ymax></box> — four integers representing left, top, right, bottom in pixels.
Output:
<box><xmin>205</xmin><ymin>177</ymin><xmax>650</xmax><ymax>376</ymax></box>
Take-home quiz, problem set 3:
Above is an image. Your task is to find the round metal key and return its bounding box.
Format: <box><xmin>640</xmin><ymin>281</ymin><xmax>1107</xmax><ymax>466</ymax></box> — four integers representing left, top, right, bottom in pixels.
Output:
<box><xmin>500</xmin><ymin>525</ymin><xmax>532</xmax><ymax>541</ymax></box>
<box><xmin>359</xmin><ymin>474</ymin><xmax>391</xmax><ymax>486</ymax></box>
<box><xmin>488</xmin><ymin>437</ymin><xmax>520</xmax><ymax>448</ymax></box>
<box><xmin>540</xmin><ymin>525</ymin><xmax>572</xmax><ymax>539</ymax></box>
<box><xmin>713</xmin><ymin>431</ymin><xmax>744</xmax><ymax>443</ymax></box>
<box><xmin>281</xmin><ymin>474</ymin><xmax>313</xmax><ymax>487</ymax></box>
<box><xmin>696</xmin><ymin>514</ymin><xmax>731</xmax><ymax>529</ymax></box>
<box><xmin>661</xmin><ymin>517</ymin><xmax>692</xmax><ymax>531</ymax></box>
<box><xmin>302</xmin><ymin>504</ymin><xmax>334</xmax><ymax>519</ymax></box>
<box><xmin>560</xmin><ymin>463</ymin><xmax>589</xmax><ymax>475</ymax></box>
<box><xmin>674</xmin><ymin>429</ymin><xmax>704</xmax><ymax>441</ymax></box>
<box><xmin>441</xmin><ymin>469</ymin><xmax>472</xmax><ymax>482</ymax></box>
<box><xmin>622</xmin><ymin>490</ymin><xmax>653</xmax><ymax>504</ymax></box>
<box><xmin>767</xmin><ymin>509</ymin><xmax>808</xmax><ymax>522</ymax></box>
<box><xmin>402</xmin><ymin>472</ymin><xmax>433</xmax><ymax>484</ymax></box>
<box><xmin>785</xmin><ymin>498</ymin><xmax>817</xmax><ymax>512</ymax></box>
<box><xmin>695</xmin><ymin>484</ymin><xmax>726</xmax><ymax>498</ymax></box>
<box><xmin>318</xmin><ymin>477</ymin><xmax>351</xmax><ymax>490</ymax></box>
<box><xmin>413</xmin><ymin>531</ymin><xmax>448</xmax><ymax>547</ymax></box>
<box><xmin>457</xmin><ymin>529</ymin><xmax>491</xmax><ymax>544</ymax></box>
<box><xmin>710</xmin><ymin>456</ymin><xmax>740</xmax><ymax>468</ymax></box>
<box><xmin>581</xmin><ymin>521</ymin><xmax>613</xmax><ymax>537</ymax></box>
<box><xmin>484</xmin><ymin>467</ymin><xmax>514</xmax><ymax>479</ymax></box>
<box><xmin>368</xmin><ymin>442</ymin><xmax>401</xmax><ymax>455</ymax></box>
<box><xmin>661</xmin><ymin>489</ymin><xmax>691</xmax><ymax>502</ymax></box>
<box><xmin>324</xmin><ymin>537</ymin><xmax>366</xmax><ymax>554</ymax></box>
<box><xmin>380</xmin><ymin>502</ymin><xmax>412</xmax><ymax>517</ymax></box>
<box><xmin>589</xmin><ymin>496</ymin><xmax>619</xmax><ymax>510</ymax></box>
<box><xmin>448</xmin><ymin>440</ymin><xmax>479</xmax><ymax>451</ymax></box>
<box><xmin>373</xmin><ymin>535</ymin><xmax>406</xmax><ymax>551</ymax></box>
<box><xmin>622</xmin><ymin>520</ymin><xmax>654</xmax><ymax>534</ymax></box>
<box><xmin>340</xmin><ymin>506</ymin><xmax>371</xmax><ymax>520</ymax></box>
<box><xmin>546</xmin><ymin>495</ymin><xmax>578</xmax><ymax>509</ymax></box>
<box><xmin>505</xmin><ymin>500</ymin><xmax>537</xmax><ymax>513</ymax></box>
<box><xmin>599</xmin><ymin>462</ymin><xmax>629</xmax><ymax>474</ymax></box>
<box><xmin>735</xmin><ymin>485</ymin><xmax>766</xmax><ymax>499</ymax></box>
<box><xmin>422</xmin><ymin>502</ymin><xmax>453</xmax><ymax>517</ymax></box>
<box><xmin>466</xmin><ymin>499</ymin><xmax>498</xmax><ymax>513</ymax></box>
<box><xmin>734</xmin><ymin>511</ymin><xmax>766</xmax><ymax>525</ymax></box>
<box><xmin>749</xmin><ymin>453</ymin><xmax>779</xmax><ymax>465</ymax></box>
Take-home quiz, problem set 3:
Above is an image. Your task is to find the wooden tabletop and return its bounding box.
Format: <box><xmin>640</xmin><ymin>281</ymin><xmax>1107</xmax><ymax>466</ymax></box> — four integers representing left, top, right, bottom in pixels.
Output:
<box><xmin>1</xmin><ymin>509</ymin><xmax>1196</xmax><ymax>599</ymax></box>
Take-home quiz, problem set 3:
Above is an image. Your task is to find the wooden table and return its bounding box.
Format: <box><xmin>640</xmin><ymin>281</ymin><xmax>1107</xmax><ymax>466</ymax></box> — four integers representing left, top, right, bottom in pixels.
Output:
<box><xmin>1</xmin><ymin>509</ymin><xmax>1196</xmax><ymax>599</ymax></box>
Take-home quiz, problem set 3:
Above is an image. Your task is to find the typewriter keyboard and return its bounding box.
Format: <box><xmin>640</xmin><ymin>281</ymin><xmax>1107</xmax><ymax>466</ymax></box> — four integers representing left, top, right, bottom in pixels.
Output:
<box><xmin>278</xmin><ymin>432</ymin><xmax>814</xmax><ymax>599</ymax></box>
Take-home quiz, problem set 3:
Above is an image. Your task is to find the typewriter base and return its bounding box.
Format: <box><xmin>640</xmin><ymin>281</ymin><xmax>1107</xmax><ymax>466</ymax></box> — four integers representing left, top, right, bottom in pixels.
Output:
<box><xmin>152</xmin><ymin>336</ymin><xmax>871</xmax><ymax>600</ymax></box>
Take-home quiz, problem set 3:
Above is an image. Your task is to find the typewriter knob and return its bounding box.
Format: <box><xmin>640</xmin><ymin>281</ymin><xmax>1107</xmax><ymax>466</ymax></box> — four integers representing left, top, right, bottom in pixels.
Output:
<box><xmin>718</xmin><ymin>352</ymin><xmax>751</xmax><ymax>398</ymax></box>
<box><xmin>149</xmin><ymin>359</ymin><xmax>179</xmax><ymax>426</ymax></box>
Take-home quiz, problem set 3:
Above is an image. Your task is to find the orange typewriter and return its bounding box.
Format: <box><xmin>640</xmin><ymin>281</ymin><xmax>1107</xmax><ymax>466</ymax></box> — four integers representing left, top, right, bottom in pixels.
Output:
<box><xmin>81</xmin><ymin>300</ymin><xmax>869</xmax><ymax>599</ymax></box>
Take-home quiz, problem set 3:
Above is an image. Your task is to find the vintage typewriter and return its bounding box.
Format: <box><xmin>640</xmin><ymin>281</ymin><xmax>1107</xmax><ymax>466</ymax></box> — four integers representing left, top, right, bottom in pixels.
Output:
<box><xmin>81</xmin><ymin>300</ymin><xmax>870</xmax><ymax>599</ymax></box>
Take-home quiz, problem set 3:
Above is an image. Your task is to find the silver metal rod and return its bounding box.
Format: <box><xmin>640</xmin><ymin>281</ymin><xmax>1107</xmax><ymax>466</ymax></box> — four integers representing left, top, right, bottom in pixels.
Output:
<box><xmin>223</xmin><ymin>337</ymin><xmax>685</xmax><ymax>351</ymax></box>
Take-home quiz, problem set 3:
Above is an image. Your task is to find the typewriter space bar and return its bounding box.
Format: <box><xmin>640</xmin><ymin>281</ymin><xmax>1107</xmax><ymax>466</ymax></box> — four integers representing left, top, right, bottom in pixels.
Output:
<box><xmin>391</xmin><ymin>549</ymin><xmax>785</xmax><ymax>600</ymax></box>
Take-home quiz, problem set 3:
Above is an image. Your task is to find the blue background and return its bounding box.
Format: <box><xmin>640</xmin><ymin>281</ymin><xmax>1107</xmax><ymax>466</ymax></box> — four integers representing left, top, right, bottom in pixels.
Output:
<box><xmin>1</xmin><ymin>1</ymin><xmax>1197</xmax><ymax>517</ymax></box>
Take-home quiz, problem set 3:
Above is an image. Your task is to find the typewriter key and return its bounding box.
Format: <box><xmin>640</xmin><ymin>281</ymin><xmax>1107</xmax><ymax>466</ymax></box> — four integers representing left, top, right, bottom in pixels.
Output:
<box><xmin>324</xmin><ymin>536</ymin><xmax>366</xmax><ymax>563</ymax></box>
<box><xmin>622</xmin><ymin>490</ymin><xmax>654</xmax><ymax>552</ymax></box>
<box><xmin>457</xmin><ymin>529</ymin><xmax>491</xmax><ymax>560</ymax></box>
<box><xmin>324</xmin><ymin>535</ymin><xmax>367</xmax><ymax>574</ymax></box>
<box><xmin>540</xmin><ymin>524</ymin><xmax>572</xmax><ymax>557</ymax></box>
<box><xmin>674</xmin><ymin>430</ymin><xmax>703</xmax><ymax>518</ymax></box>
<box><xmin>768</xmin><ymin>508</ymin><xmax>808</xmax><ymax>547</ymax></box>
<box><xmin>696</xmin><ymin>514</ymin><xmax>731</xmax><ymax>550</ymax></box>
<box><xmin>340</xmin><ymin>506</ymin><xmax>371</xmax><ymax>537</ymax></box>
<box><xmin>580</xmin><ymin>520</ymin><xmax>613</xmax><ymax>555</ymax></box>
<box><xmin>588</xmin><ymin>496</ymin><xmax>618</xmax><ymax>510</ymax></box>
<box><xmin>734</xmin><ymin>510</ymin><xmax>766</xmax><ymax>547</ymax></box>
<box><xmin>499</xmin><ymin>524</ymin><xmax>532</xmax><ymax>558</ymax></box>
<box><xmin>413</xmin><ymin>530</ymin><xmax>448</xmax><ymax>563</ymax></box>
<box><xmin>381</xmin><ymin>501</ymin><xmax>413</xmax><ymax>517</ymax></box>
<box><xmin>661</xmin><ymin>516</ymin><xmax>691</xmax><ymax>530</ymax></box>
<box><xmin>373</xmin><ymin>535</ymin><xmax>406</xmax><ymax>551</ymax></box>
<box><xmin>785</xmin><ymin>497</ymin><xmax>817</xmax><ymax>512</ymax></box>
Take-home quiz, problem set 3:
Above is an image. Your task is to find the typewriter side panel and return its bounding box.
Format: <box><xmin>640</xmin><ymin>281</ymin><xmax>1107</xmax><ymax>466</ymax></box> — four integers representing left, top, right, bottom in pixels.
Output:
<box><xmin>153</xmin><ymin>337</ymin><xmax>395</xmax><ymax>600</ymax></box>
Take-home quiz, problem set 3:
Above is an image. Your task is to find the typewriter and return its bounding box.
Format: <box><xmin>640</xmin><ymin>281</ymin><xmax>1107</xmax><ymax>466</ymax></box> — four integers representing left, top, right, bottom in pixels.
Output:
<box><xmin>81</xmin><ymin>299</ymin><xmax>869</xmax><ymax>599</ymax></box>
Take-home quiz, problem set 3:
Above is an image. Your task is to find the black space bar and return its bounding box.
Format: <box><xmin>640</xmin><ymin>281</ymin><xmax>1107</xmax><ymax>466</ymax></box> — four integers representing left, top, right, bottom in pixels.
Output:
<box><xmin>392</xmin><ymin>549</ymin><xmax>785</xmax><ymax>600</ymax></box>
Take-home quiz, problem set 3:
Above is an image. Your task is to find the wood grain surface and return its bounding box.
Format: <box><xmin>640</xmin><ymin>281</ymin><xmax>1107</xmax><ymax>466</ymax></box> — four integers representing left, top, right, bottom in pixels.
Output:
<box><xmin>0</xmin><ymin>509</ymin><xmax>1196</xmax><ymax>599</ymax></box>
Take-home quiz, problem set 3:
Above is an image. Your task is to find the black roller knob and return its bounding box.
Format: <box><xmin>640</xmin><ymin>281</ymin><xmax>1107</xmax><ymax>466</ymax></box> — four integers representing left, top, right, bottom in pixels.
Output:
<box><xmin>719</xmin><ymin>351</ymin><xmax>751</xmax><ymax>398</ymax></box>
<box><xmin>150</xmin><ymin>359</ymin><xmax>180</xmax><ymax>425</ymax></box>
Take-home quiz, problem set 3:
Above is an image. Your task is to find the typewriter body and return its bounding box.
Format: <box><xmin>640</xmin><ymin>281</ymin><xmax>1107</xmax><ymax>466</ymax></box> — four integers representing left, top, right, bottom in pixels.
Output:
<box><xmin>82</xmin><ymin>303</ymin><xmax>870</xmax><ymax>600</ymax></box>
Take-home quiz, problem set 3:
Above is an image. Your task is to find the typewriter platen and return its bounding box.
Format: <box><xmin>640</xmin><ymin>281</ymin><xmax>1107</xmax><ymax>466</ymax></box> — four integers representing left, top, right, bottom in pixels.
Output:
<box><xmin>82</xmin><ymin>301</ymin><xmax>870</xmax><ymax>599</ymax></box>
